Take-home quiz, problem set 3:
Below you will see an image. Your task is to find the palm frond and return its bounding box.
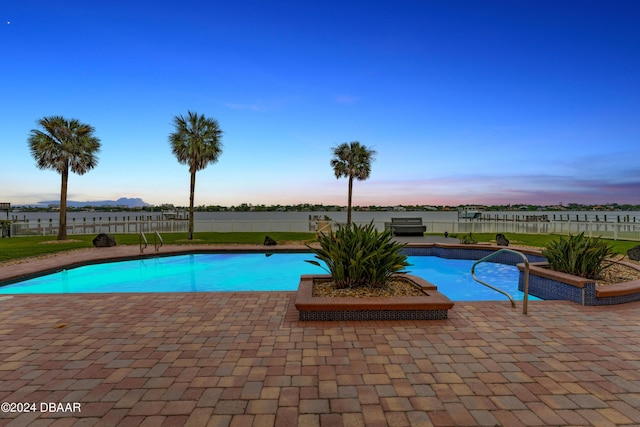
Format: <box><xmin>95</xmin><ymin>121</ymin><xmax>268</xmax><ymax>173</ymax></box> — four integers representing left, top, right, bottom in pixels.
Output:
<box><xmin>169</xmin><ymin>110</ymin><xmax>223</xmax><ymax>240</ymax></box>
<box><xmin>169</xmin><ymin>111</ymin><xmax>223</xmax><ymax>172</ymax></box>
<box><xmin>329</xmin><ymin>141</ymin><xmax>376</xmax><ymax>226</ymax></box>
<box><xmin>28</xmin><ymin>116</ymin><xmax>101</xmax><ymax>175</ymax></box>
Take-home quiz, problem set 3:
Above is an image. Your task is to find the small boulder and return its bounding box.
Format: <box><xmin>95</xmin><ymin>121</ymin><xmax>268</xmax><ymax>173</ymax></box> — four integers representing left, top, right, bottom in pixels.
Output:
<box><xmin>496</xmin><ymin>233</ymin><xmax>509</xmax><ymax>246</ymax></box>
<box><xmin>627</xmin><ymin>245</ymin><xmax>640</xmax><ymax>261</ymax></box>
<box><xmin>93</xmin><ymin>233</ymin><xmax>116</xmax><ymax>247</ymax></box>
<box><xmin>263</xmin><ymin>235</ymin><xmax>277</xmax><ymax>246</ymax></box>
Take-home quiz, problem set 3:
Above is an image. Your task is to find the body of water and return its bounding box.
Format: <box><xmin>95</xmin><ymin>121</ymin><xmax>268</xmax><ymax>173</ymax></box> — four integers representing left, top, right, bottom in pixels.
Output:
<box><xmin>9</xmin><ymin>210</ymin><xmax>640</xmax><ymax>224</ymax></box>
<box><xmin>7</xmin><ymin>209</ymin><xmax>640</xmax><ymax>238</ymax></box>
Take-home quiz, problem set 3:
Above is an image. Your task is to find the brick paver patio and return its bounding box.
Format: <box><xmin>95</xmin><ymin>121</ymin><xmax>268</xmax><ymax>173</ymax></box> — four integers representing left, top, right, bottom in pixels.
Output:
<box><xmin>1</xmin><ymin>246</ymin><xmax>639</xmax><ymax>426</ymax></box>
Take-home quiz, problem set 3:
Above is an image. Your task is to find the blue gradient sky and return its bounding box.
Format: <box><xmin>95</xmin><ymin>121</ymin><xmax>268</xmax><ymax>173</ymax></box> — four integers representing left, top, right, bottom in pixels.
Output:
<box><xmin>2</xmin><ymin>1</ymin><xmax>639</xmax><ymax>207</ymax></box>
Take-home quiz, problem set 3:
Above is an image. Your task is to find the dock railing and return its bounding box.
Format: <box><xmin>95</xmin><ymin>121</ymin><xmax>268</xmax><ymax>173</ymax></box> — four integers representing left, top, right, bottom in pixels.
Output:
<box><xmin>7</xmin><ymin>218</ymin><xmax>640</xmax><ymax>241</ymax></box>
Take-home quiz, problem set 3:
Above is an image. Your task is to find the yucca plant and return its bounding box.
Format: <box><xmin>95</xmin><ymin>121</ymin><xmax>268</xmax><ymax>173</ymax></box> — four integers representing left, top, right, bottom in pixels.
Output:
<box><xmin>459</xmin><ymin>232</ymin><xmax>477</xmax><ymax>244</ymax></box>
<box><xmin>542</xmin><ymin>232</ymin><xmax>616</xmax><ymax>280</ymax></box>
<box><xmin>306</xmin><ymin>221</ymin><xmax>410</xmax><ymax>289</ymax></box>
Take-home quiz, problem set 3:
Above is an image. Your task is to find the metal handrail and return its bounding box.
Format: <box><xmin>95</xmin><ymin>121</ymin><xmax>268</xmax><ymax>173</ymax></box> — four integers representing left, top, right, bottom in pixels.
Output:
<box><xmin>471</xmin><ymin>248</ymin><xmax>530</xmax><ymax>314</ymax></box>
<box><xmin>154</xmin><ymin>231</ymin><xmax>163</xmax><ymax>252</ymax></box>
<box><xmin>139</xmin><ymin>232</ymin><xmax>148</xmax><ymax>253</ymax></box>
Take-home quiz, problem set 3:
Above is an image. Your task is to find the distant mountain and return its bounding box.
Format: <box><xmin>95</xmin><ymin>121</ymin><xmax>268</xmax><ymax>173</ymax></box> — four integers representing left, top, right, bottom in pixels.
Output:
<box><xmin>37</xmin><ymin>198</ymin><xmax>151</xmax><ymax>208</ymax></box>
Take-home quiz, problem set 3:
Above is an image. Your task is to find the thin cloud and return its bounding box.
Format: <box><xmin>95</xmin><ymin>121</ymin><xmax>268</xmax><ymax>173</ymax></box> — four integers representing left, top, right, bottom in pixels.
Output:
<box><xmin>222</xmin><ymin>102</ymin><xmax>267</xmax><ymax>112</ymax></box>
<box><xmin>334</xmin><ymin>95</ymin><xmax>359</xmax><ymax>104</ymax></box>
<box><xmin>361</xmin><ymin>173</ymin><xmax>640</xmax><ymax>206</ymax></box>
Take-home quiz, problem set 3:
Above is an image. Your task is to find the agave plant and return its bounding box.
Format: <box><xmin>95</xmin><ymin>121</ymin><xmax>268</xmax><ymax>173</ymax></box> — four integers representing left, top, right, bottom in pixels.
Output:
<box><xmin>458</xmin><ymin>232</ymin><xmax>477</xmax><ymax>244</ymax></box>
<box><xmin>306</xmin><ymin>221</ymin><xmax>410</xmax><ymax>289</ymax></box>
<box><xmin>542</xmin><ymin>232</ymin><xmax>615</xmax><ymax>280</ymax></box>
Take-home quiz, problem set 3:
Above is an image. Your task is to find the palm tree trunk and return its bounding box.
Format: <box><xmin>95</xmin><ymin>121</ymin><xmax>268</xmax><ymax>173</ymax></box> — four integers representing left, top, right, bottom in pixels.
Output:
<box><xmin>58</xmin><ymin>167</ymin><xmax>69</xmax><ymax>240</ymax></box>
<box><xmin>188</xmin><ymin>169</ymin><xmax>196</xmax><ymax>240</ymax></box>
<box><xmin>347</xmin><ymin>175</ymin><xmax>353</xmax><ymax>227</ymax></box>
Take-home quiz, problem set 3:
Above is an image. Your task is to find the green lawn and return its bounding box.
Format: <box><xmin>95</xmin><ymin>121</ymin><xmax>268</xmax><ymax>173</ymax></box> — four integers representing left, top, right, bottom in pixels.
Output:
<box><xmin>0</xmin><ymin>231</ymin><xmax>636</xmax><ymax>263</ymax></box>
<box><xmin>432</xmin><ymin>232</ymin><xmax>638</xmax><ymax>255</ymax></box>
<box><xmin>0</xmin><ymin>232</ymin><xmax>317</xmax><ymax>262</ymax></box>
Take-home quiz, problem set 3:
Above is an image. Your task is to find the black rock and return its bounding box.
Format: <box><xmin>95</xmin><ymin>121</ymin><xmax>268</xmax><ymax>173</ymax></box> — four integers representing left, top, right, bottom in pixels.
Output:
<box><xmin>263</xmin><ymin>235</ymin><xmax>277</xmax><ymax>246</ymax></box>
<box><xmin>93</xmin><ymin>233</ymin><xmax>117</xmax><ymax>247</ymax></box>
<box><xmin>496</xmin><ymin>233</ymin><xmax>509</xmax><ymax>246</ymax></box>
<box><xmin>627</xmin><ymin>245</ymin><xmax>640</xmax><ymax>261</ymax></box>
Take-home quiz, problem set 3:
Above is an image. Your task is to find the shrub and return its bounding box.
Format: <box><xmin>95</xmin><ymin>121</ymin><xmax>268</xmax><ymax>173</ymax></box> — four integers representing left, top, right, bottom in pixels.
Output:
<box><xmin>306</xmin><ymin>221</ymin><xmax>410</xmax><ymax>289</ymax></box>
<box><xmin>542</xmin><ymin>232</ymin><xmax>615</xmax><ymax>280</ymax></box>
<box><xmin>459</xmin><ymin>232</ymin><xmax>477</xmax><ymax>244</ymax></box>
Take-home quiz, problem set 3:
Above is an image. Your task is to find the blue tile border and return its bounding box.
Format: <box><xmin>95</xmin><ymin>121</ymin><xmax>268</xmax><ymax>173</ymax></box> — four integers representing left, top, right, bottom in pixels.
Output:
<box><xmin>519</xmin><ymin>272</ymin><xmax>640</xmax><ymax>305</ymax></box>
<box><xmin>518</xmin><ymin>272</ymin><xmax>591</xmax><ymax>304</ymax></box>
<box><xmin>402</xmin><ymin>245</ymin><xmax>546</xmax><ymax>264</ymax></box>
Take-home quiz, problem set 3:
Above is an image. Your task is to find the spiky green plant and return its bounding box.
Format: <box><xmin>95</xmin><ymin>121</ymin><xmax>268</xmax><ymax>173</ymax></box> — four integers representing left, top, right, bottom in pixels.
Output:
<box><xmin>459</xmin><ymin>232</ymin><xmax>477</xmax><ymax>244</ymax></box>
<box><xmin>306</xmin><ymin>221</ymin><xmax>410</xmax><ymax>289</ymax></box>
<box><xmin>542</xmin><ymin>232</ymin><xmax>616</xmax><ymax>280</ymax></box>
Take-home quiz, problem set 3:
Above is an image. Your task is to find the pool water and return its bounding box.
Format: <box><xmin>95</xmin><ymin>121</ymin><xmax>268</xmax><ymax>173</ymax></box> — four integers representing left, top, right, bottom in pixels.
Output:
<box><xmin>0</xmin><ymin>253</ymin><xmax>536</xmax><ymax>301</ymax></box>
<box><xmin>409</xmin><ymin>256</ymin><xmax>535</xmax><ymax>301</ymax></box>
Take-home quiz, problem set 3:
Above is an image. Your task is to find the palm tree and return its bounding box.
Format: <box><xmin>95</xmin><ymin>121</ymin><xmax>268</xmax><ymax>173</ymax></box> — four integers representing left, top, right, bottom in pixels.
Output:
<box><xmin>28</xmin><ymin>116</ymin><xmax>101</xmax><ymax>240</ymax></box>
<box><xmin>169</xmin><ymin>111</ymin><xmax>223</xmax><ymax>240</ymax></box>
<box><xmin>330</xmin><ymin>141</ymin><xmax>376</xmax><ymax>227</ymax></box>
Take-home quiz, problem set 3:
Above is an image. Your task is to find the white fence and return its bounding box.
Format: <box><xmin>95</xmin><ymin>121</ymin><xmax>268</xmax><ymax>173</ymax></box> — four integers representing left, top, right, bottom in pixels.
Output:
<box><xmin>6</xmin><ymin>218</ymin><xmax>640</xmax><ymax>241</ymax></box>
<box><xmin>8</xmin><ymin>219</ymin><xmax>315</xmax><ymax>236</ymax></box>
<box><xmin>422</xmin><ymin>219</ymin><xmax>640</xmax><ymax>241</ymax></box>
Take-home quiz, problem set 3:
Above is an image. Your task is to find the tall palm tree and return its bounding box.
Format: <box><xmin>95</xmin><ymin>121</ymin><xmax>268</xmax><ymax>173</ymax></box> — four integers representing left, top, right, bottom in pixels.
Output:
<box><xmin>28</xmin><ymin>116</ymin><xmax>101</xmax><ymax>240</ymax></box>
<box><xmin>330</xmin><ymin>141</ymin><xmax>376</xmax><ymax>227</ymax></box>
<box><xmin>169</xmin><ymin>111</ymin><xmax>223</xmax><ymax>240</ymax></box>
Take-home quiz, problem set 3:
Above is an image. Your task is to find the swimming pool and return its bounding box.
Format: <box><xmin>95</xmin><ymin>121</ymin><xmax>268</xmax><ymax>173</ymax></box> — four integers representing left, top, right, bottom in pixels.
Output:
<box><xmin>0</xmin><ymin>253</ymin><xmax>535</xmax><ymax>301</ymax></box>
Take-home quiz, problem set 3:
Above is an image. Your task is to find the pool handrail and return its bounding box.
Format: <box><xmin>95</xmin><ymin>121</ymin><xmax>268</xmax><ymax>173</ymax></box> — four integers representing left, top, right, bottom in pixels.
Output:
<box><xmin>470</xmin><ymin>248</ymin><xmax>530</xmax><ymax>315</ymax></box>
<box><xmin>139</xmin><ymin>232</ymin><xmax>148</xmax><ymax>253</ymax></box>
<box><xmin>154</xmin><ymin>231</ymin><xmax>163</xmax><ymax>252</ymax></box>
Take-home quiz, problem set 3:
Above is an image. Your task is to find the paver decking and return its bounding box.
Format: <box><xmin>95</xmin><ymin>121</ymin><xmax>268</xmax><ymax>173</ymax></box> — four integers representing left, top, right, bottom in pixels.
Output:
<box><xmin>1</xmin><ymin>247</ymin><xmax>640</xmax><ymax>426</ymax></box>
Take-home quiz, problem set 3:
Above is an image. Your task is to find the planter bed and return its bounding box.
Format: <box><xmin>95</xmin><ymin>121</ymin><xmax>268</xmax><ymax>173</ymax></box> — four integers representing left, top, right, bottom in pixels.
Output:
<box><xmin>518</xmin><ymin>261</ymin><xmax>640</xmax><ymax>306</ymax></box>
<box><xmin>295</xmin><ymin>274</ymin><xmax>454</xmax><ymax>321</ymax></box>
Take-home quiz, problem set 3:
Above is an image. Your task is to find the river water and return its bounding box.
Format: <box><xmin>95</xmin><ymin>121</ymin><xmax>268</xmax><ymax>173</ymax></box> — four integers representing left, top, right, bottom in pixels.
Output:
<box><xmin>7</xmin><ymin>209</ymin><xmax>640</xmax><ymax>224</ymax></box>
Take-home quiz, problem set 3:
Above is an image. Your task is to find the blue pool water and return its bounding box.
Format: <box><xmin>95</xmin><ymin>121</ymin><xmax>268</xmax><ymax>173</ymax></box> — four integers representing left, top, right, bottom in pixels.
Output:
<box><xmin>0</xmin><ymin>253</ymin><xmax>535</xmax><ymax>301</ymax></box>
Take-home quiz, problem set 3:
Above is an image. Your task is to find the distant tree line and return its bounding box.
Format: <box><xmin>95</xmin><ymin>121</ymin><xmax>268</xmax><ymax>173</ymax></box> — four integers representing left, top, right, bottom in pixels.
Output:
<box><xmin>12</xmin><ymin>203</ymin><xmax>640</xmax><ymax>213</ymax></box>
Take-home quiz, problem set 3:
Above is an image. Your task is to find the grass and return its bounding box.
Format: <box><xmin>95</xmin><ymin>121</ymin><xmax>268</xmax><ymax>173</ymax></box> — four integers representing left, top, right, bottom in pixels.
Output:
<box><xmin>0</xmin><ymin>231</ymin><xmax>637</xmax><ymax>263</ymax></box>
<box><xmin>0</xmin><ymin>232</ymin><xmax>316</xmax><ymax>262</ymax></box>
<box><xmin>430</xmin><ymin>232</ymin><xmax>638</xmax><ymax>256</ymax></box>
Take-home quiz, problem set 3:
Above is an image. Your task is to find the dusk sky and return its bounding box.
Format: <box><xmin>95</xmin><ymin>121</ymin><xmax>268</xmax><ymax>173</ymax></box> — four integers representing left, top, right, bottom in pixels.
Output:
<box><xmin>2</xmin><ymin>1</ymin><xmax>639</xmax><ymax>207</ymax></box>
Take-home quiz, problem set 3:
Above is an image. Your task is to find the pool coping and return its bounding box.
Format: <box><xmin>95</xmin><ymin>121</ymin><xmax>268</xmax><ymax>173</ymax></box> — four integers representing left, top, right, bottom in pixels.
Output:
<box><xmin>2</xmin><ymin>242</ymin><xmax>640</xmax><ymax>305</ymax></box>
<box><xmin>0</xmin><ymin>241</ymin><xmax>537</xmax><ymax>286</ymax></box>
<box><xmin>0</xmin><ymin>244</ymin><xmax>312</xmax><ymax>285</ymax></box>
